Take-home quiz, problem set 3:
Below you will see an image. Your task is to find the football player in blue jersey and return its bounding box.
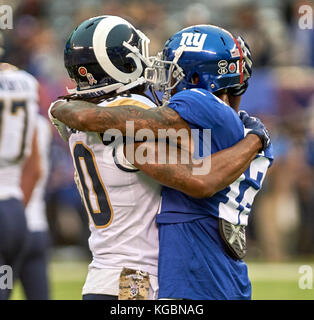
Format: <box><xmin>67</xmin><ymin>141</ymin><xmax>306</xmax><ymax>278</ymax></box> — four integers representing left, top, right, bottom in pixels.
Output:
<box><xmin>51</xmin><ymin>24</ymin><xmax>272</xmax><ymax>299</ymax></box>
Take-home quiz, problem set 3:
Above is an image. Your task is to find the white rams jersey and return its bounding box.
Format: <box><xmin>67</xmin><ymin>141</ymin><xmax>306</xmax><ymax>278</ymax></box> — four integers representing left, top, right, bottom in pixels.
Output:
<box><xmin>25</xmin><ymin>114</ymin><xmax>52</xmax><ymax>232</ymax></box>
<box><xmin>67</xmin><ymin>94</ymin><xmax>161</xmax><ymax>296</ymax></box>
<box><xmin>0</xmin><ymin>64</ymin><xmax>39</xmax><ymax>200</ymax></box>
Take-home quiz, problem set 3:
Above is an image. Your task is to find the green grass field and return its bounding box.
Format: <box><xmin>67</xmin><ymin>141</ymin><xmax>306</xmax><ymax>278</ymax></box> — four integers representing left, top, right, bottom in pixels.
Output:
<box><xmin>10</xmin><ymin>260</ymin><xmax>314</xmax><ymax>300</ymax></box>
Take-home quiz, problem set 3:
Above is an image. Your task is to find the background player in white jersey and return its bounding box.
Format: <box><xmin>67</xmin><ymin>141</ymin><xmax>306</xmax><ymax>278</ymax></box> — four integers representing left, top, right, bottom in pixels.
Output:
<box><xmin>0</xmin><ymin>63</ymin><xmax>41</xmax><ymax>300</ymax></box>
<box><xmin>18</xmin><ymin>114</ymin><xmax>52</xmax><ymax>300</ymax></box>
<box><xmin>50</xmin><ymin>16</ymin><xmax>270</xmax><ymax>300</ymax></box>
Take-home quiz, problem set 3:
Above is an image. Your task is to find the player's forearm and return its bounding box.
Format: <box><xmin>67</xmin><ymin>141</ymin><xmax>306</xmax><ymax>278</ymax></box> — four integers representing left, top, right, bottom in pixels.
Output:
<box><xmin>21</xmin><ymin>131</ymin><xmax>42</xmax><ymax>205</ymax></box>
<box><xmin>206</xmin><ymin>134</ymin><xmax>261</xmax><ymax>196</ymax></box>
<box><xmin>21</xmin><ymin>167</ymin><xmax>41</xmax><ymax>206</ymax></box>
<box><xmin>51</xmin><ymin>100</ymin><xmax>117</xmax><ymax>132</ymax></box>
<box><xmin>133</xmin><ymin>134</ymin><xmax>261</xmax><ymax>198</ymax></box>
<box><xmin>133</xmin><ymin>156</ymin><xmax>201</xmax><ymax>197</ymax></box>
<box><xmin>51</xmin><ymin>100</ymin><xmax>188</xmax><ymax>135</ymax></box>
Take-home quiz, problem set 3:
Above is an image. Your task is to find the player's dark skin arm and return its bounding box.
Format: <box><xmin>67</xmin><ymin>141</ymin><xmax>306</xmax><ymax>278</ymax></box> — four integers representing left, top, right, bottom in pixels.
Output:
<box><xmin>51</xmin><ymin>100</ymin><xmax>191</xmax><ymax>135</ymax></box>
<box><xmin>20</xmin><ymin>129</ymin><xmax>42</xmax><ymax>206</ymax></box>
<box><xmin>51</xmin><ymin>99</ymin><xmax>262</xmax><ymax>198</ymax></box>
<box><xmin>131</xmin><ymin>134</ymin><xmax>261</xmax><ymax>198</ymax></box>
<box><xmin>51</xmin><ymin>93</ymin><xmax>242</xmax><ymax>137</ymax></box>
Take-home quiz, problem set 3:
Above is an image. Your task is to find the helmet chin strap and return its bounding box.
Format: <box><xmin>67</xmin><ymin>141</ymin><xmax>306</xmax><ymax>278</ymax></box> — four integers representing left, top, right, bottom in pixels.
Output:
<box><xmin>115</xmin><ymin>76</ymin><xmax>146</xmax><ymax>93</ymax></box>
<box><xmin>66</xmin><ymin>82</ymin><xmax>123</xmax><ymax>95</ymax></box>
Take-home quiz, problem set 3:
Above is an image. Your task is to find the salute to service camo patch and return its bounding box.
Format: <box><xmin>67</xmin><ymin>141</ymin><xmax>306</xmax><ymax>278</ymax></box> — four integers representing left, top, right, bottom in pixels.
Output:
<box><xmin>118</xmin><ymin>267</ymin><xmax>150</xmax><ymax>300</ymax></box>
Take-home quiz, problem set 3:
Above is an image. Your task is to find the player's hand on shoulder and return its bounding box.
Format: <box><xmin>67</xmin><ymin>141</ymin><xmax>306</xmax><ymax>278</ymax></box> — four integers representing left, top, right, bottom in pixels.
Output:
<box><xmin>48</xmin><ymin>100</ymin><xmax>71</xmax><ymax>142</ymax></box>
<box><xmin>229</xmin><ymin>36</ymin><xmax>252</xmax><ymax>97</ymax></box>
<box><xmin>239</xmin><ymin>110</ymin><xmax>271</xmax><ymax>151</ymax></box>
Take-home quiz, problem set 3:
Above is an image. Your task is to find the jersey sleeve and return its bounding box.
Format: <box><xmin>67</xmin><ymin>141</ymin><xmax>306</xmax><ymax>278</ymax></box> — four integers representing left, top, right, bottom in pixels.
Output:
<box><xmin>167</xmin><ymin>89</ymin><xmax>230</xmax><ymax>129</ymax></box>
<box><xmin>257</xmin><ymin>142</ymin><xmax>274</xmax><ymax>167</ymax></box>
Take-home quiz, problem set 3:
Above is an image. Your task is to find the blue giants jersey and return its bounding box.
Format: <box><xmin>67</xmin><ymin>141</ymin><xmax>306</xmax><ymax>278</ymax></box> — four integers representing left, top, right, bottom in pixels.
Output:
<box><xmin>156</xmin><ymin>88</ymin><xmax>274</xmax><ymax>226</ymax></box>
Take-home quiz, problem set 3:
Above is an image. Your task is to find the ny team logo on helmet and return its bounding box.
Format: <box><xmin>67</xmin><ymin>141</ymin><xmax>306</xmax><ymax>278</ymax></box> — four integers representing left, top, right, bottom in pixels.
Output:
<box><xmin>147</xmin><ymin>25</ymin><xmax>245</xmax><ymax>101</ymax></box>
<box><xmin>64</xmin><ymin>15</ymin><xmax>151</xmax><ymax>97</ymax></box>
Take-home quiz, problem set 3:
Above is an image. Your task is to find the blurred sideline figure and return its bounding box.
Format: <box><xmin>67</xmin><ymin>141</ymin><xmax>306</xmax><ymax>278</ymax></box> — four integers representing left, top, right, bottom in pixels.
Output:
<box><xmin>18</xmin><ymin>114</ymin><xmax>52</xmax><ymax>300</ymax></box>
<box><xmin>0</xmin><ymin>61</ymin><xmax>41</xmax><ymax>300</ymax></box>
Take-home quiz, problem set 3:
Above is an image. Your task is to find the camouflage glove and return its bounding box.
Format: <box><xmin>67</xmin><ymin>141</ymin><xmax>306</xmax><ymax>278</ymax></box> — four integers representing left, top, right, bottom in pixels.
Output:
<box><xmin>48</xmin><ymin>100</ymin><xmax>71</xmax><ymax>142</ymax></box>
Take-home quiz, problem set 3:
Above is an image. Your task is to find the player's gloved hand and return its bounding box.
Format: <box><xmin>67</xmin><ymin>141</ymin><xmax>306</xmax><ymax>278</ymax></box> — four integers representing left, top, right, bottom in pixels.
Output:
<box><xmin>229</xmin><ymin>36</ymin><xmax>252</xmax><ymax>96</ymax></box>
<box><xmin>48</xmin><ymin>100</ymin><xmax>71</xmax><ymax>142</ymax></box>
<box><xmin>239</xmin><ymin>110</ymin><xmax>271</xmax><ymax>151</ymax></box>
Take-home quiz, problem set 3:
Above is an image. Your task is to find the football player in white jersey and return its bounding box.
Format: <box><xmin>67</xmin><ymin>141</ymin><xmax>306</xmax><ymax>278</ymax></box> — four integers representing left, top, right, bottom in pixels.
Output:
<box><xmin>0</xmin><ymin>63</ymin><xmax>41</xmax><ymax>300</ymax></box>
<box><xmin>50</xmin><ymin>16</ymin><xmax>161</xmax><ymax>300</ymax></box>
<box><xmin>49</xmin><ymin>16</ymin><xmax>269</xmax><ymax>300</ymax></box>
<box><xmin>19</xmin><ymin>114</ymin><xmax>52</xmax><ymax>300</ymax></box>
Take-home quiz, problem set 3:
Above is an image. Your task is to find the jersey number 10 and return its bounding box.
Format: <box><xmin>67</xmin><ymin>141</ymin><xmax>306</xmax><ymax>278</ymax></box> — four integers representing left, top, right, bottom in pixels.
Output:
<box><xmin>73</xmin><ymin>142</ymin><xmax>113</xmax><ymax>228</ymax></box>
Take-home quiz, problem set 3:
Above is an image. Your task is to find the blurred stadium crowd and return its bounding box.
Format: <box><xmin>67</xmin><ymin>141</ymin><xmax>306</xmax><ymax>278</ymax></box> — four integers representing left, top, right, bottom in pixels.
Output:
<box><xmin>2</xmin><ymin>0</ymin><xmax>314</xmax><ymax>261</ymax></box>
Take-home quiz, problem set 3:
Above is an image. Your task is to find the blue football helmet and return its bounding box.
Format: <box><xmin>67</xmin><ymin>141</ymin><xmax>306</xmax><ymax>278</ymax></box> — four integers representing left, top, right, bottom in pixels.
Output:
<box><xmin>146</xmin><ymin>25</ymin><xmax>249</xmax><ymax>101</ymax></box>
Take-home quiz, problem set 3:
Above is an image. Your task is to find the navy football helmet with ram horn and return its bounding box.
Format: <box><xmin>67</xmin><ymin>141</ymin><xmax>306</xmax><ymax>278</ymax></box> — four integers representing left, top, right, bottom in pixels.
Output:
<box><xmin>146</xmin><ymin>25</ymin><xmax>251</xmax><ymax>102</ymax></box>
<box><xmin>64</xmin><ymin>15</ymin><xmax>152</xmax><ymax>97</ymax></box>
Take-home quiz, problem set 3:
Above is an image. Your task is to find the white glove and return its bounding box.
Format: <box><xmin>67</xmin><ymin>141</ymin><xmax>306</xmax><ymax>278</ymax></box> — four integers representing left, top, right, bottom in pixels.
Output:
<box><xmin>48</xmin><ymin>100</ymin><xmax>72</xmax><ymax>142</ymax></box>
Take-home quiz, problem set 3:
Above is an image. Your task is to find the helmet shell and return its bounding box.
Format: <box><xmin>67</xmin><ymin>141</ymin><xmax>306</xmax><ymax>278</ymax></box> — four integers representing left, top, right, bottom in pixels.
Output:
<box><xmin>163</xmin><ymin>25</ymin><xmax>243</xmax><ymax>93</ymax></box>
<box><xmin>64</xmin><ymin>16</ymin><xmax>145</xmax><ymax>93</ymax></box>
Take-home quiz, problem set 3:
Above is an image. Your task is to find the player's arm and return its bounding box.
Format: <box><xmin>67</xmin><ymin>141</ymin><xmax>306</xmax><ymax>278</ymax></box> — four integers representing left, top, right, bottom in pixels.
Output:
<box><xmin>20</xmin><ymin>129</ymin><xmax>41</xmax><ymax>205</ymax></box>
<box><xmin>129</xmin><ymin>111</ymin><xmax>270</xmax><ymax>198</ymax></box>
<box><xmin>131</xmin><ymin>134</ymin><xmax>261</xmax><ymax>198</ymax></box>
<box><xmin>51</xmin><ymin>100</ymin><xmax>269</xmax><ymax>198</ymax></box>
<box><xmin>50</xmin><ymin>100</ymin><xmax>190</xmax><ymax>135</ymax></box>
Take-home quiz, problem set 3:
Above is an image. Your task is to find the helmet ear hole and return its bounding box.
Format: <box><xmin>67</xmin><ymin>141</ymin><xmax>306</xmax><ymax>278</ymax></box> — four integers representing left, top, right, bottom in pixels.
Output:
<box><xmin>124</xmin><ymin>62</ymin><xmax>135</xmax><ymax>73</ymax></box>
<box><xmin>191</xmin><ymin>72</ymin><xmax>199</xmax><ymax>85</ymax></box>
